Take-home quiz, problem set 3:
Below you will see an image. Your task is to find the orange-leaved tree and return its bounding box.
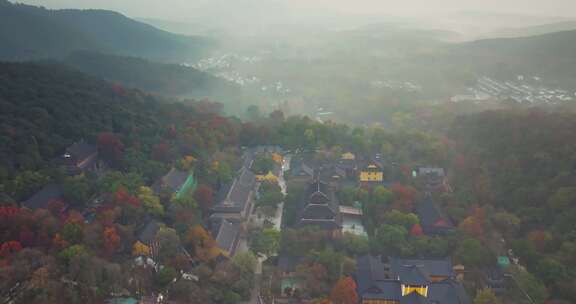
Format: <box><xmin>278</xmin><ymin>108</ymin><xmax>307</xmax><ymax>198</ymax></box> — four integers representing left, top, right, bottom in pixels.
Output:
<box><xmin>329</xmin><ymin>276</ymin><xmax>358</xmax><ymax>304</ymax></box>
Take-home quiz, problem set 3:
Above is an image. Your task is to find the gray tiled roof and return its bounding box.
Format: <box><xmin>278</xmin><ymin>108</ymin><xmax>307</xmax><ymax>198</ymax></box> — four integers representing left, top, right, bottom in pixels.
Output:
<box><xmin>212</xmin><ymin>168</ymin><xmax>255</xmax><ymax>214</ymax></box>
<box><xmin>214</xmin><ymin>219</ymin><xmax>240</xmax><ymax>255</ymax></box>
<box><xmin>152</xmin><ymin>168</ymin><xmax>189</xmax><ymax>194</ymax></box>
<box><xmin>396</xmin><ymin>265</ymin><xmax>430</xmax><ymax>285</ymax></box>
<box><xmin>355</xmin><ymin>256</ymin><xmax>468</xmax><ymax>304</ymax></box>
<box><xmin>296</xmin><ymin>180</ymin><xmax>341</xmax><ymax>229</ymax></box>
<box><xmin>22</xmin><ymin>184</ymin><xmax>62</xmax><ymax>210</ymax></box>
<box><xmin>390</xmin><ymin>257</ymin><xmax>453</xmax><ymax>279</ymax></box>
<box><xmin>138</xmin><ymin>220</ymin><xmax>160</xmax><ymax>244</ymax></box>
<box><xmin>415</xmin><ymin>197</ymin><xmax>454</xmax><ymax>235</ymax></box>
<box><xmin>428</xmin><ymin>279</ymin><xmax>471</xmax><ymax>304</ymax></box>
<box><xmin>66</xmin><ymin>142</ymin><xmax>97</xmax><ymax>163</ymax></box>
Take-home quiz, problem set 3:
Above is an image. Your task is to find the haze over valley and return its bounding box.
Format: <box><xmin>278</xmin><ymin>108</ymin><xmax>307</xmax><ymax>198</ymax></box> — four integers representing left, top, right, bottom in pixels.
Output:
<box><xmin>2</xmin><ymin>1</ymin><xmax>576</xmax><ymax>304</ymax></box>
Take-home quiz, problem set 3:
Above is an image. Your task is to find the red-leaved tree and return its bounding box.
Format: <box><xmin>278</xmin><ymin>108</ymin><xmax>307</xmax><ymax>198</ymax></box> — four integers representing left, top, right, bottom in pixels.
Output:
<box><xmin>194</xmin><ymin>185</ymin><xmax>214</xmax><ymax>213</ymax></box>
<box><xmin>98</xmin><ymin>132</ymin><xmax>125</xmax><ymax>167</ymax></box>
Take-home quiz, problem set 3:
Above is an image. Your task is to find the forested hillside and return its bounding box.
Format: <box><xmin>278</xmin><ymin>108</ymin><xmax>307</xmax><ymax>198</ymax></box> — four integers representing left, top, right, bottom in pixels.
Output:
<box><xmin>0</xmin><ymin>61</ymin><xmax>266</xmax><ymax>303</ymax></box>
<box><xmin>63</xmin><ymin>51</ymin><xmax>243</xmax><ymax>105</ymax></box>
<box><xmin>0</xmin><ymin>0</ymin><xmax>213</xmax><ymax>62</ymax></box>
<box><xmin>449</xmin><ymin>109</ymin><xmax>576</xmax><ymax>302</ymax></box>
<box><xmin>0</xmin><ymin>61</ymin><xmax>239</xmax><ymax>199</ymax></box>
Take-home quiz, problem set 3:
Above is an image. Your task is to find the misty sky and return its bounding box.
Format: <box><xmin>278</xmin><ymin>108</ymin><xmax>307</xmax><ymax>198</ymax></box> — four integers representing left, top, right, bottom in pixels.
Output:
<box><xmin>16</xmin><ymin>0</ymin><xmax>576</xmax><ymax>20</ymax></box>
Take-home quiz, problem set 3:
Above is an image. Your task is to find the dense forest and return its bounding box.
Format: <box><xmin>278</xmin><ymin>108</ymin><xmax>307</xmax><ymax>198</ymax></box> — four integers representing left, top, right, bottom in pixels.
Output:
<box><xmin>449</xmin><ymin>109</ymin><xmax>576</xmax><ymax>301</ymax></box>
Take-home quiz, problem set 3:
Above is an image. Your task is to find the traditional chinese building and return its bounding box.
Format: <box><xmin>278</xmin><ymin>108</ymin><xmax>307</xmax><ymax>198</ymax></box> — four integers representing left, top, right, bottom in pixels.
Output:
<box><xmin>295</xmin><ymin>179</ymin><xmax>341</xmax><ymax>230</ymax></box>
<box><xmin>355</xmin><ymin>255</ymin><xmax>470</xmax><ymax>304</ymax></box>
<box><xmin>359</xmin><ymin>155</ymin><xmax>385</xmax><ymax>186</ymax></box>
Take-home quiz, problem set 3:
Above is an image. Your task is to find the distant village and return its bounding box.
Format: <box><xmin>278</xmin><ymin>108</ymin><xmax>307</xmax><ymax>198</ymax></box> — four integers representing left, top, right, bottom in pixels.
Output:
<box><xmin>451</xmin><ymin>75</ymin><xmax>576</xmax><ymax>104</ymax></box>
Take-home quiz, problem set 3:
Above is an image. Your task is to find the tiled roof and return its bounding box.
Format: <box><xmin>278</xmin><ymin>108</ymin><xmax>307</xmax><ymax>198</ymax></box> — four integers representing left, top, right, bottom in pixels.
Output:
<box><xmin>428</xmin><ymin>279</ymin><xmax>471</xmax><ymax>304</ymax></box>
<box><xmin>296</xmin><ymin>180</ymin><xmax>341</xmax><ymax>229</ymax></box>
<box><xmin>214</xmin><ymin>219</ymin><xmax>240</xmax><ymax>255</ymax></box>
<box><xmin>138</xmin><ymin>220</ymin><xmax>160</xmax><ymax>244</ymax></box>
<box><xmin>152</xmin><ymin>168</ymin><xmax>189</xmax><ymax>194</ymax></box>
<box><xmin>66</xmin><ymin>141</ymin><xmax>97</xmax><ymax>162</ymax></box>
<box><xmin>396</xmin><ymin>265</ymin><xmax>430</xmax><ymax>285</ymax></box>
<box><xmin>355</xmin><ymin>256</ymin><xmax>468</xmax><ymax>304</ymax></box>
<box><xmin>418</xmin><ymin>167</ymin><xmax>445</xmax><ymax>177</ymax></box>
<box><xmin>415</xmin><ymin>197</ymin><xmax>454</xmax><ymax>235</ymax></box>
<box><xmin>212</xmin><ymin>168</ymin><xmax>255</xmax><ymax>214</ymax></box>
<box><xmin>22</xmin><ymin>184</ymin><xmax>62</xmax><ymax>210</ymax></box>
<box><xmin>390</xmin><ymin>257</ymin><xmax>453</xmax><ymax>279</ymax></box>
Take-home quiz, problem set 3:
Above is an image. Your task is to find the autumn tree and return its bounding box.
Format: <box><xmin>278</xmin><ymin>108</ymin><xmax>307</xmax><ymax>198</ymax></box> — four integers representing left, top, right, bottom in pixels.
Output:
<box><xmin>97</xmin><ymin>132</ymin><xmax>125</xmax><ymax>167</ymax></box>
<box><xmin>103</xmin><ymin>226</ymin><xmax>121</xmax><ymax>256</ymax></box>
<box><xmin>410</xmin><ymin>223</ymin><xmax>424</xmax><ymax>237</ymax></box>
<box><xmin>459</xmin><ymin>207</ymin><xmax>486</xmax><ymax>239</ymax></box>
<box><xmin>187</xmin><ymin>225</ymin><xmax>221</xmax><ymax>261</ymax></box>
<box><xmin>390</xmin><ymin>183</ymin><xmax>417</xmax><ymax>211</ymax></box>
<box><xmin>194</xmin><ymin>184</ymin><xmax>214</xmax><ymax>212</ymax></box>
<box><xmin>527</xmin><ymin>230</ymin><xmax>552</xmax><ymax>253</ymax></box>
<box><xmin>330</xmin><ymin>276</ymin><xmax>358</xmax><ymax>304</ymax></box>
<box><xmin>132</xmin><ymin>241</ymin><xmax>151</xmax><ymax>257</ymax></box>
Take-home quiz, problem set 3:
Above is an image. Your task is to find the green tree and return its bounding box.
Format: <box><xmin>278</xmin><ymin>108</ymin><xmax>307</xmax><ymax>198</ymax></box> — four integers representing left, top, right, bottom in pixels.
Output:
<box><xmin>547</xmin><ymin>187</ymin><xmax>576</xmax><ymax>210</ymax></box>
<box><xmin>372</xmin><ymin>186</ymin><xmax>394</xmax><ymax>205</ymax></box>
<box><xmin>338</xmin><ymin>186</ymin><xmax>358</xmax><ymax>206</ymax></box>
<box><xmin>157</xmin><ymin>228</ymin><xmax>180</xmax><ymax>262</ymax></box>
<box><xmin>310</xmin><ymin>248</ymin><xmax>345</xmax><ymax>281</ymax></box>
<box><xmin>222</xmin><ymin>290</ymin><xmax>242</xmax><ymax>304</ymax></box>
<box><xmin>474</xmin><ymin>288</ymin><xmax>501</xmax><ymax>304</ymax></box>
<box><xmin>455</xmin><ymin>239</ymin><xmax>493</xmax><ymax>267</ymax></box>
<box><xmin>341</xmin><ymin>233</ymin><xmax>370</xmax><ymax>255</ymax></box>
<box><xmin>156</xmin><ymin>266</ymin><xmax>177</xmax><ymax>288</ymax></box>
<box><xmin>372</xmin><ymin>224</ymin><xmax>409</xmax><ymax>256</ymax></box>
<box><xmin>513</xmin><ymin>268</ymin><xmax>549</xmax><ymax>304</ymax></box>
<box><xmin>251</xmin><ymin>156</ymin><xmax>275</xmax><ymax>175</ymax></box>
<box><xmin>233</xmin><ymin>251</ymin><xmax>257</xmax><ymax>284</ymax></box>
<box><xmin>251</xmin><ymin>228</ymin><xmax>280</xmax><ymax>256</ymax></box>
<box><xmin>258</xmin><ymin>181</ymin><xmax>283</xmax><ymax>212</ymax></box>
<box><xmin>138</xmin><ymin>186</ymin><xmax>164</xmax><ymax>216</ymax></box>
<box><xmin>58</xmin><ymin>245</ymin><xmax>88</xmax><ymax>264</ymax></box>
<box><xmin>61</xmin><ymin>223</ymin><xmax>83</xmax><ymax>244</ymax></box>
<box><xmin>172</xmin><ymin>194</ymin><xmax>197</xmax><ymax>210</ymax></box>
<box><xmin>492</xmin><ymin>212</ymin><xmax>520</xmax><ymax>235</ymax></box>
<box><xmin>98</xmin><ymin>171</ymin><xmax>143</xmax><ymax>194</ymax></box>
<box><xmin>383</xmin><ymin>210</ymin><xmax>419</xmax><ymax>230</ymax></box>
<box><xmin>62</xmin><ymin>176</ymin><xmax>91</xmax><ymax>208</ymax></box>
<box><xmin>536</xmin><ymin>257</ymin><xmax>566</xmax><ymax>284</ymax></box>
<box><xmin>8</xmin><ymin>170</ymin><xmax>50</xmax><ymax>201</ymax></box>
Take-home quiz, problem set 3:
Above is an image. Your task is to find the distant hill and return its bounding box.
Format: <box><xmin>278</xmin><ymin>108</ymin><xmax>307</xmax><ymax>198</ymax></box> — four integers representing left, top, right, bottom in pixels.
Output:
<box><xmin>440</xmin><ymin>30</ymin><xmax>576</xmax><ymax>87</ymax></box>
<box><xmin>63</xmin><ymin>51</ymin><xmax>242</xmax><ymax>102</ymax></box>
<box><xmin>485</xmin><ymin>21</ymin><xmax>576</xmax><ymax>39</ymax></box>
<box><xmin>136</xmin><ymin>18</ymin><xmax>217</xmax><ymax>36</ymax></box>
<box><xmin>0</xmin><ymin>0</ymin><xmax>214</xmax><ymax>62</ymax></box>
<box><xmin>351</xmin><ymin>23</ymin><xmax>462</xmax><ymax>42</ymax></box>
